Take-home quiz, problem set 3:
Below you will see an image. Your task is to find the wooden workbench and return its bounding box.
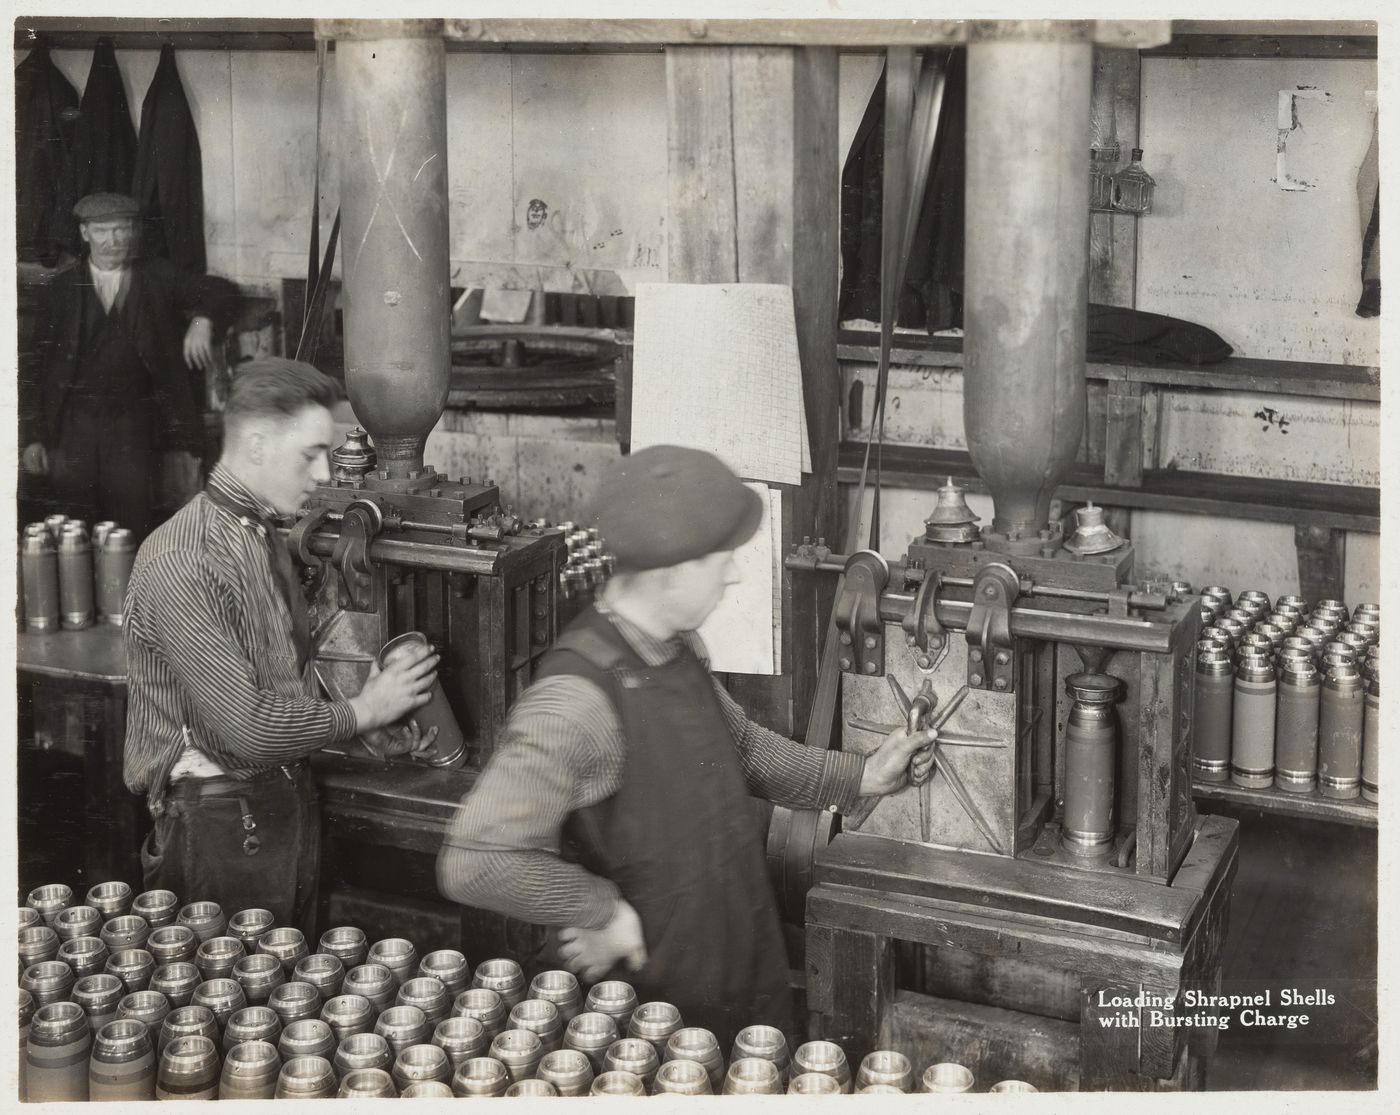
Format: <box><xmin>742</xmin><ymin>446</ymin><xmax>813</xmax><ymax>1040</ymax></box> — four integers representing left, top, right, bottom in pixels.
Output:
<box><xmin>310</xmin><ymin>755</ymin><xmax>542</xmax><ymax>961</ymax></box>
<box><xmin>16</xmin><ymin>626</ymin><xmax>142</xmax><ymax>890</ymax></box>
<box><xmin>14</xmin><ymin>628</ymin><xmax>511</xmax><ymax>954</ymax></box>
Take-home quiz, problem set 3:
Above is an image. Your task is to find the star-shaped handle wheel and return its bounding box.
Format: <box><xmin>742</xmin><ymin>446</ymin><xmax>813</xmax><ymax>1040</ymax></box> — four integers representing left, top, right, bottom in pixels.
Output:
<box><xmin>846</xmin><ymin>674</ymin><xmax>1006</xmax><ymax>852</ymax></box>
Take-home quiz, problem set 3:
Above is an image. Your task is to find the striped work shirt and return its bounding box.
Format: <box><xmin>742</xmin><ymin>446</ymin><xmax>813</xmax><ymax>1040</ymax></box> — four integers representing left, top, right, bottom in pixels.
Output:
<box><xmin>438</xmin><ymin>604</ymin><xmax>866</xmax><ymax>931</ymax></box>
<box><xmin>122</xmin><ymin>463</ymin><xmax>359</xmax><ymax>813</ymax></box>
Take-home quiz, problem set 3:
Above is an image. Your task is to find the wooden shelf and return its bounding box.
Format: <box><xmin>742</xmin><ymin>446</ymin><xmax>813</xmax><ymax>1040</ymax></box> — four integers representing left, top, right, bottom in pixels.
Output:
<box><xmin>1145</xmin><ymin>31</ymin><xmax>1377</xmax><ymax>60</ymax></box>
<box><xmin>1193</xmin><ymin>780</ymin><xmax>1377</xmax><ymax>829</ymax></box>
<box><xmin>836</xmin><ymin>329</ymin><xmax>1380</xmax><ymax>403</ymax></box>
<box><xmin>836</xmin><ymin>442</ymin><xmax>1380</xmax><ymax>533</ymax></box>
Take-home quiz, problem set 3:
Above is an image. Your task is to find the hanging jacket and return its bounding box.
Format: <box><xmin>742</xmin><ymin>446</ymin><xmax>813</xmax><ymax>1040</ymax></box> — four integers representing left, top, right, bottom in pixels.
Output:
<box><xmin>839</xmin><ymin>49</ymin><xmax>968</xmax><ymax>332</ymax></box>
<box><xmin>133</xmin><ymin>44</ymin><xmax>206</xmax><ymax>273</ymax></box>
<box><xmin>15</xmin><ymin>47</ymin><xmax>80</xmax><ymax>265</ymax></box>
<box><xmin>51</xmin><ymin>37</ymin><xmax>138</xmax><ymax>257</ymax></box>
<box><xmin>1355</xmin><ymin>117</ymin><xmax>1379</xmax><ymax>318</ymax></box>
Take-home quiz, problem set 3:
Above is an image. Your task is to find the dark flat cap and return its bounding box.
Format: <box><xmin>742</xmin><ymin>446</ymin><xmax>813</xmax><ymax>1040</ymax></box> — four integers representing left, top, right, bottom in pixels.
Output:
<box><xmin>73</xmin><ymin>192</ymin><xmax>139</xmax><ymax>221</ymax></box>
<box><xmin>591</xmin><ymin>445</ymin><xmax>763</xmax><ymax>572</ymax></box>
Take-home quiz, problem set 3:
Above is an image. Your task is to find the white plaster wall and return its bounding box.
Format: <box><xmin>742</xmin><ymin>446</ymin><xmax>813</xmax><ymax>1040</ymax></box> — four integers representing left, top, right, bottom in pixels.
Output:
<box><xmin>43</xmin><ymin>48</ymin><xmax>668</xmax><ymax>298</ymax></box>
<box><xmin>839</xmin><ymin>362</ymin><xmax>1380</xmax><ymax>489</ymax></box>
<box><xmin>838</xmin><ymin>54</ymin><xmax>883</xmax><ymax>166</ymax></box>
<box><xmin>508</xmin><ymin>55</ymin><xmax>667</xmax><ymax>286</ymax></box>
<box><xmin>1138</xmin><ymin>57</ymin><xmax>1379</xmax><ymax>364</ymax></box>
<box><xmin>1154</xmin><ymin>390</ymin><xmax>1379</xmax><ymax>486</ymax></box>
<box><xmin>330</xmin><ymin>403</ymin><xmax>620</xmax><ymax>526</ymax></box>
<box><xmin>229</xmin><ymin>52</ymin><xmax>337</xmax><ymax>286</ymax></box>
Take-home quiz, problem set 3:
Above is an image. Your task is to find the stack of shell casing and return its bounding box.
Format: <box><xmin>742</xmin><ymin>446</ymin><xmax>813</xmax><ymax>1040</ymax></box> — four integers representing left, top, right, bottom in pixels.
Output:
<box><xmin>17</xmin><ymin>878</ymin><xmax>1038</xmax><ymax>1098</ymax></box>
<box><xmin>529</xmin><ymin>521</ymin><xmax>615</xmax><ymax>629</ymax></box>
<box><xmin>555</xmin><ymin>522</ymin><xmax>614</xmax><ymax>602</ymax></box>
<box><xmin>1194</xmin><ymin>589</ymin><xmax>1378</xmax><ymax>803</ymax></box>
<box><xmin>19</xmin><ymin>517</ymin><xmax>136</xmax><ymax>634</ymax></box>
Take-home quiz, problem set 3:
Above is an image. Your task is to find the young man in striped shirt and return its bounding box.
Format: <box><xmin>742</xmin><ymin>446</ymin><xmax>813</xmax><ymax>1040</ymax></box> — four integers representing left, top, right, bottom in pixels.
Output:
<box><xmin>123</xmin><ymin>358</ymin><xmax>440</xmax><ymax>930</ymax></box>
<box><xmin>438</xmin><ymin>445</ymin><xmax>936</xmax><ymax>1045</ymax></box>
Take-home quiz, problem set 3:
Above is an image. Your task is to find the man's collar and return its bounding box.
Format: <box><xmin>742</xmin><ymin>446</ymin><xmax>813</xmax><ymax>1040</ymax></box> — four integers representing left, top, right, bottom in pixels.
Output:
<box><xmin>207</xmin><ymin>462</ymin><xmax>280</xmax><ymax>524</ymax></box>
<box><xmin>594</xmin><ymin>597</ymin><xmax>687</xmax><ymax>660</ymax></box>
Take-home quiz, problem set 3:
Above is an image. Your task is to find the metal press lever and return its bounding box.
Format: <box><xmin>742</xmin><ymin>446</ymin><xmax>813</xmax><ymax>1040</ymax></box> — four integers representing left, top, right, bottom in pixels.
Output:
<box><xmin>885</xmin><ymin>675</ymin><xmax>1005</xmax><ymax>852</ymax></box>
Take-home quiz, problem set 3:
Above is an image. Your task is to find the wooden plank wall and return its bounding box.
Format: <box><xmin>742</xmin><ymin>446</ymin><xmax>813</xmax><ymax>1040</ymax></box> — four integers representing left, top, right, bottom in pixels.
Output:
<box><xmin>665</xmin><ymin>46</ymin><xmax>841</xmax><ymax>735</ymax></box>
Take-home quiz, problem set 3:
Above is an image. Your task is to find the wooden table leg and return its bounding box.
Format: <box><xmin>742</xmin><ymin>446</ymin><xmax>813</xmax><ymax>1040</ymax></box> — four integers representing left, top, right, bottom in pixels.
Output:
<box><xmin>1079</xmin><ymin>978</ymin><xmax>1144</xmax><ymax>1090</ymax></box>
<box><xmin>104</xmin><ymin>688</ymin><xmax>145</xmax><ymax>885</ymax></box>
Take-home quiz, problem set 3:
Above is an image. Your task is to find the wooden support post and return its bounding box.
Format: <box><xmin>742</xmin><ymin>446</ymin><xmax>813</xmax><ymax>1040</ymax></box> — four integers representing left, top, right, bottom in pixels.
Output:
<box><xmin>1104</xmin><ymin>381</ymin><xmax>1146</xmax><ymax>487</ymax></box>
<box><xmin>1294</xmin><ymin>524</ymin><xmax>1347</xmax><ymax>605</ymax></box>
<box><xmin>665</xmin><ymin>46</ymin><xmax>841</xmax><ymax>735</ymax></box>
<box><xmin>805</xmin><ymin>924</ymin><xmax>893</xmax><ymax>1063</ymax></box>
<box><xmin>1079</xmin><ymin>979</ymin><xmax>1142</xmax><ymax>1089</ymax></box>
<box><xmin>1091</xmin><ymin>48</ymin><xmax>1143</xmax><ymax>545</ymax></box>
<box><xmin>1089</xmin><ymin>47</ymin><xmax>1141</xmax><ymax>308</ymax></box>
<box><xmin>1103</xmin><ymin>506</ymin><xmax>1133</xmax><ymax>544</ymax></box>
<box><xmin>1133</xmin><ymin>611</ymin><xmax>1199</xmax><ymax>882</ymax></box>
<box><xmin>1138</xmin><ymin>979</ymin><xmax>1185</xmax><ymax>1078</ymax></box>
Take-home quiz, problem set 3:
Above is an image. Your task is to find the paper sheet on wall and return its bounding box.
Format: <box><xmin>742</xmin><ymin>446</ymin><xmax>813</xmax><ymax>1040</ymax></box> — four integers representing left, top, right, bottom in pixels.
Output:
<box><xmin>631</xmin><ymin>283</ymin><xmax>810</xmax><ymax>485</ymax></box>
<box><xmin>698</xmin><ymin>483</ymin><xmax>778</xmax><ymax>675</ymax></box>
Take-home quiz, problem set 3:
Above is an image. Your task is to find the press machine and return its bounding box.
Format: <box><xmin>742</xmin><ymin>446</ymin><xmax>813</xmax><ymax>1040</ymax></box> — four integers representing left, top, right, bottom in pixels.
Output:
<box><xmin>786</xmin><ymin>31</ymin><xmax>1238</xmax><ymax>1091</ymax></box>
<box><xmin>275</xmin><ymin>32</ymin><xmax>566</xmax><ymax>773</ymax></box>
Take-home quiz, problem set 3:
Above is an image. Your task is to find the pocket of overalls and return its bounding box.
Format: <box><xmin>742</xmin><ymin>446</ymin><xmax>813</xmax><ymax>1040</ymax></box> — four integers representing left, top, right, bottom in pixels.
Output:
<box><xmin>139</xmin><ymin>804</ymin><xmax>178</xmax><ymax>878</ymax></box>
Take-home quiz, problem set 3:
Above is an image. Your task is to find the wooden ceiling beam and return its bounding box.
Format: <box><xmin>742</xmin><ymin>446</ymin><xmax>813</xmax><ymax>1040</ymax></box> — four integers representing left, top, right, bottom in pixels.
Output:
<box><xmin>18</xmin><ymin>18</ymin><xmax>1376</xmax><ymax>58</ymax></box>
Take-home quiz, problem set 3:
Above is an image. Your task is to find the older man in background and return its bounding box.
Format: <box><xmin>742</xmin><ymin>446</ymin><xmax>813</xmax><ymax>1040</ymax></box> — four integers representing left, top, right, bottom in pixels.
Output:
<box><xmin>19</xmin><ymin>191</ymin><xmax>239</xmax><ymax>537</ymax></box>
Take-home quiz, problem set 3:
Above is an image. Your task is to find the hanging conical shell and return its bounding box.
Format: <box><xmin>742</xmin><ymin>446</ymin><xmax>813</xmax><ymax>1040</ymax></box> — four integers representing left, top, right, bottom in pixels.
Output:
<box><xmin>1063</xmin><ymin>502</ymin><xmax>1126</xmax><ymax>556</ymax></box>
<box><xmin>924</xmin><ymin>478</ymin><xmax>982</xmax><ymax>544</ymax></box>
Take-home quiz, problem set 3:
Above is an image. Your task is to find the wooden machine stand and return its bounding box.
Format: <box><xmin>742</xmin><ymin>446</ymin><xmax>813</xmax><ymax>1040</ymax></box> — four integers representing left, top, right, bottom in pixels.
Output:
<box><xmin>807</xmin><ymin>819</ymin><xmax>1237</xmax><ymax>1090</ymax></box>
<box><xmin>791</xmin><ymin>540</ymin><xmax>1239</xmax><ymax>1090</ymax></box>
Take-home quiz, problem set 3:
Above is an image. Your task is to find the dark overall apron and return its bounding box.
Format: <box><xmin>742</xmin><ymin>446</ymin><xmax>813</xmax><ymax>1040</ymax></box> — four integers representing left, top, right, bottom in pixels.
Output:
<box><xmin>536</xmin><ymin>607</ymin><xmax>793</xmax><ymax>1047</ymax></box>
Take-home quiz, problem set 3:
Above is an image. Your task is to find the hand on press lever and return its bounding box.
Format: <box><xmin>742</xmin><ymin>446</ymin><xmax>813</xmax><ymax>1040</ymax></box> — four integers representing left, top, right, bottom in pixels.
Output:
<box><xmin>349</xmin><ymin>645</ymin><xmax>441</xmax><ymax>732</ymax></box>
<box><xmin>557</xmin><ymin>900</ymin><xmax>648</xmax><ymax>984</ymax></box>
<box><xmin>857</xmin><ymin>726</ymin><xmax>939</xmax><ymax>797</ymax></box>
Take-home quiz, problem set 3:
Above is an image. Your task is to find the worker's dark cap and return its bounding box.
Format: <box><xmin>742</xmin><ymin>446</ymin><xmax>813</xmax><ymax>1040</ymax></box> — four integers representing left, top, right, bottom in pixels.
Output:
<box><xmin>590</xmin><ymin>445</ymin><xmax>763</xmax><ymax>572</ymax></box>
<box><xmin>73</xmin><ymin>192</ymin><xmax>139</xmax><ymax>222</ymax></box>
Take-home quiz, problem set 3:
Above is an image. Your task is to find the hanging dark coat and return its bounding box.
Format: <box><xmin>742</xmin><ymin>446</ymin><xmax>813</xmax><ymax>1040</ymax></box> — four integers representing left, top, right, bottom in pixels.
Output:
<box><xmin>15</xmin><ymin>47</ymin><xmax>80</xmax><ymax>265</ymax></box>
<box><xmin>51</xmin><ymin>37</ymin><xmax>138</xmax><ymax>257</ymax></box>
<box><xmin>1354</xmin><ymin>117</ymin><xmax>1379</xmax><ymax>318</ymax></box>
<box><xmin>133</xmin><ymin>44</ymin><xmax>206</xmax><ymax>273</ymax></box>
<box><xmin>838</xmin><ymin>49</ymin><xmax>968</xmax><ymax>333</ymax></box>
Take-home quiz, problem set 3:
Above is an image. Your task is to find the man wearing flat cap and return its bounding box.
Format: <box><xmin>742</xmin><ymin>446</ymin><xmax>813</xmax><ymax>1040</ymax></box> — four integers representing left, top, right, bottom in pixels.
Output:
<box><xmin>439</xmin><ymin>445</ymin><xmax>936</xmax><ymax>1044</ymax></box>
<box><xmin>19</xmin><ymin>191</ymin><xmax>239</xmax><ymax>537</ymax></box>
